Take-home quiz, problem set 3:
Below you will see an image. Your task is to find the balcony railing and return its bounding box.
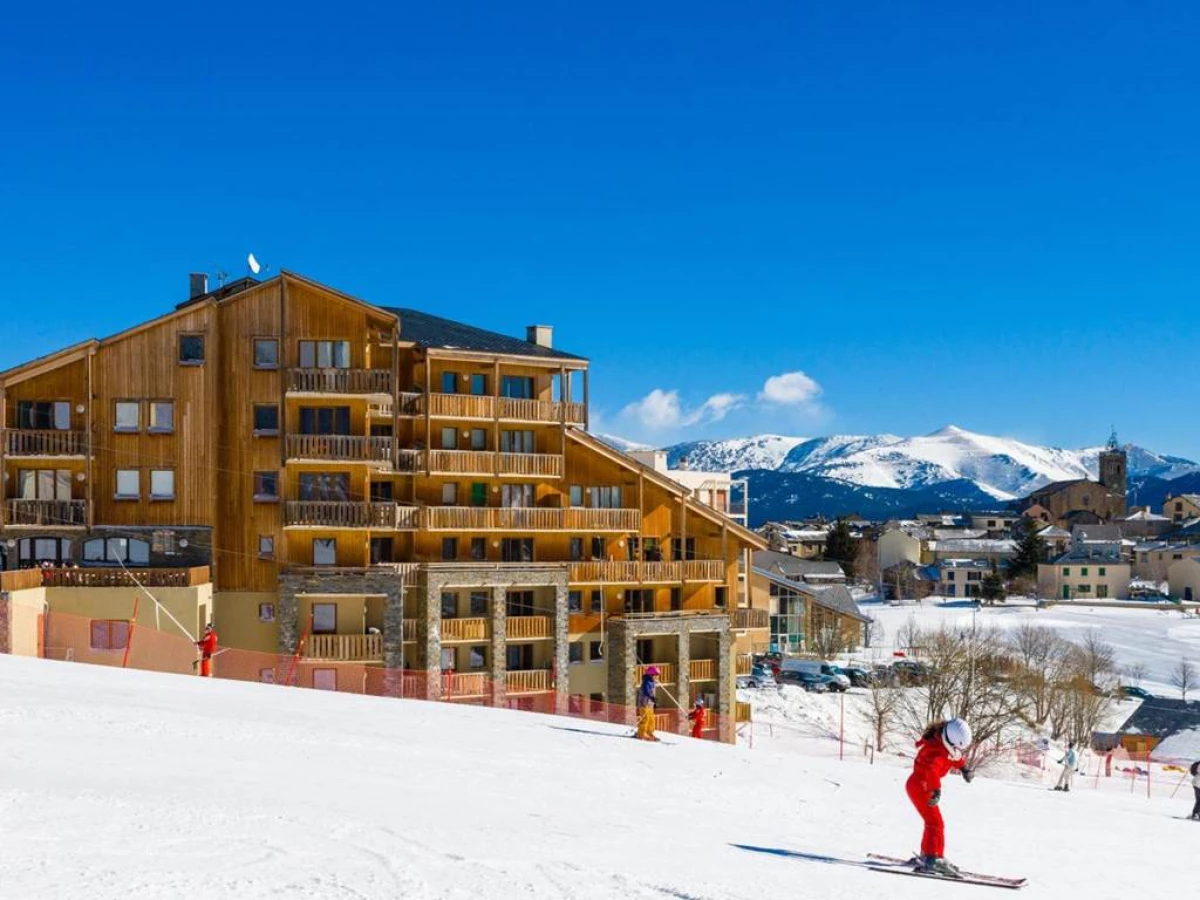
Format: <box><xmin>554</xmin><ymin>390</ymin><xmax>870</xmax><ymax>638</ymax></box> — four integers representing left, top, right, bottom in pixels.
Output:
<box><xmin>283</xmin><ymin>501</ymin><xmax>418</xmax><ymax>529</ymax></box>
<box><xmin>424</xmin><ymin>507</ymin><xmax>640</xmax><ymax>532</ymax></box>
<box><xmin>6</xmin><ymin>499</ymin><xmax>88</xmax><ymax>527</ymax></box>
<box><xmin>0</xmin><ymin>569</ymin><xmax>48</xmax><ymax>591</ymax></box>
<box><xmin>4</xmin><ymin>429</ymin><xmax>89</xmax><ymax>457</ymax></box>
<box><xmin>38</xmin><ymin>566</ymin><xmax>211</xmax><ymax>588</ymax></box>
<box><xmin>284</xmin><ymin>563</ymin><xmax>421</xmax><ymax>583</ymax></box>
<box><xmin>636</xmin><ymin>662</ymin><xmax>676</xmax><ymax>683</ymax></box>
<box><xmin>689</xmin><ymin>659</ymin><xmax>717</xmax><ymax>681</ymax></box>
<box><xmin>305</xmin><ymin>634</ymin><xmax>383</xmax><ymax>662</ymax></box>
<box><xmin>568</xmin><ymin>559</ymin><xmax>724</xmax><ymax>583</ymax></box>
<box><xmin>506</xmin><ymin>615</ymin><xmax>552</xmax><ymax>640</ymax></box>
<box><xmin>429</xmin><ymin>393</ymin><xmax>494</xmax><ymax>419</ymax></box>
<box><xmin>424</xmin><ymin>450</ymin><xmax>563</xmax><ymax>478</ymax></box>
<box><xmin>445</xmin><ymin>672</ymin><xmax>488</xmax><ymax>697</ymax></box>
<box><xmin>441</xmin><ymin>617</ymin><xmax>489</xmax><ymax>642</ymax></box>
<box><xmin>736</xmin><ymin>654</ymin><xmax>753</xmax><ymax>676</ymax></box>
<box><xmin>285</xmin><ymin>435</ymin><xmax>393</xmax><ymax>463</ymax></box>
<box><xmin>286</xmin><ymin>368</ymin><xmax>392</xmax><ymax>394</ymax></box>
<box><xmin>506</xmin><ymin>669</ymin><xmax>552</xmax><ymax>694</ymax></box>
<box><xmin>403</xmin><ymin>619</ymin><xmax>418</xmax><ymax>642</ymax></box>
<box><xmin>394</xmin><ymin>392</ymin><xmax>586</xmax><ymax>425</ymax></box>
<box><xmin>732</xmin><ymin>607</ymin><xmax>769</xmax><ymax>630</ymax></box>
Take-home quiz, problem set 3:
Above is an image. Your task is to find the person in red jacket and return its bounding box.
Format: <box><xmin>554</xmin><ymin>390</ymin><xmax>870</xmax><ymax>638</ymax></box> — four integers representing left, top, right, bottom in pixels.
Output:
<box><xmin>195</xmin><ymin>624</ymin><xmax>218</xmax><ymax>677</ymax></box>
<box><xmin>687</xmin><ymin>698</ymin><xmax>706</xmax><ymax>738</ymax></box>
<box><xmin>906</xmin><ymin>717</ymin><xmax>974</xmax><ymax>878</ymax></box>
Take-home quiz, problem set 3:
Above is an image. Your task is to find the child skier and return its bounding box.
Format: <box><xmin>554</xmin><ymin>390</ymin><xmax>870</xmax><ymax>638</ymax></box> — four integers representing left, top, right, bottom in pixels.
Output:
<box><xmin>687</xmin><ymin>698</ymin><xmax>706</xmax><ymax>739</ymax></box>
<box><xmin>906</xmin><ymin>717</ymin><xmax>974</xmax><ymax>877</ymax></box>
<box><xmin>635</xmin><ymin>666</ymin><xmax>659</xmax><ymax>741</ymax></box>
<box><xmin>1053</xmin><ymin>742</ymin><xmax>1078</xmax><ymax>792</ymax></box>
<box><xmin>1190</xmin><ymin>759</ymin><xmax>1200</xmax><ymax>820</ymax></box>
<box><xmin>195</xmin><ymin>624</ymin><xmax>219</xmax><ymax>677</ymax></box>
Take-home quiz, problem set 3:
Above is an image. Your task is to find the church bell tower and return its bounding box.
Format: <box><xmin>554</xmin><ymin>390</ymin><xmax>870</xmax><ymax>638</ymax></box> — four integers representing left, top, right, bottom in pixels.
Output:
<box><xmin>1098</xmin><ymin>427</ymin><xmax>1127</xmax><ymax>517</ymax></box>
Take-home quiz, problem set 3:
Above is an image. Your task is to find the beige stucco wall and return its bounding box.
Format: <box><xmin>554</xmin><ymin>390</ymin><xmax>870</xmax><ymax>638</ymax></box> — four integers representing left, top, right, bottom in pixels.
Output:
<box><xmin>1167</xmin><ymin>559</ymin><xmax>1200</xmax><ymax>602</ymax></box>
<box><xmin>1037</xmin><ymin>562</ymin><xmax>1132</xmax><ymax>601</ymax></box>
<box><xmin>214</xmin><ymin>591</ymin><xmax>282</xmax><ymax>653</ymax></box>
<box><xmin>1135</xmin><ymin>547</ymin><xmax>1200</xmax><ymax>581</ymax></box>
<box><xmin>47</xmin><ymin>585</ymin><xmax>212</xmax><ymax>638</ymax></box>
<box><xmin>878</xmin><ymin>530</ymin><xmax>921</xmax><ymax>571</ymax></box>
<box><xmin>5</xmin><ymin>587</ymin><xmax>47</xmax><ymax>657</ymax></box>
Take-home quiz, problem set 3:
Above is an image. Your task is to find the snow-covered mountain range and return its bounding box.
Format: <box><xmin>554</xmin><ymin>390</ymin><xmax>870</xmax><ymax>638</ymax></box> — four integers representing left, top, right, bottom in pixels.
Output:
<box><xmin>597</xmin><ymin>426</ymin><xmax>1200</xmax><ymax>523</ymax></box>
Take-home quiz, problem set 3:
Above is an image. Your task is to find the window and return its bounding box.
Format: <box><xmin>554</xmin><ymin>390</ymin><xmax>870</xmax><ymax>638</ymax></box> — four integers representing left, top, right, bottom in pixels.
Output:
<box><xmin>253</xmin><ymin>471</ymin><xmax>279</xmax><ymax>501</ymax></box>
<box><xmin>501</xmin><ymin>375</ymin><xmax>535</xmax><ymax>399</ymax></box>
<box><xmin>470</xmin><ymin>373</ymin><xmax>487</xmax><ymax>395</ymax></box>
<box><xmin>441</xmin><ymin>371</ymin><xmax>459</xmax><ymax>394</ymax></box>
<box><xmin>506</xmin><ymin>590</ymin><xmax>535</xmax><ymax>617</ymax></box>
<box><xmin>440</xmin><ymin>427</ymin><xmax>458</xmax><ymax>450</ymax></box>
<box><xmin>591</xmin><ymin>537</ymin><xmax>607</xmax><ymax>560</ymax></box>
<box><xmin>115</xmin><ymin>401</ymin><xmax>140</xmax><ymax>432</ymax></box>
<box><xmin>258</xmin><ymin>535</ymin><xmax>275</xmax><ymax>559</ymax></box>
<box><xmin>18</xmin><ymin>537</ymin><xmax>72</xmax><ymax>565</ymax></box>
<box><xmin>470</xmin><ymin>537</ymin><xmax>487</xmax><ymax>561</ymax></box>
<box><xmin>570</xmin><ymin>537</ymin><xmax>584</xmax><ymax>561</ymax></box>
<box><xmin>370</xmin><ymin>537</ymin><xmax>394</xmax><ymax>564</ymax></box>
<box><xmin>259</xmin><ymin>668</ymin><xmax>276</xmax><ymax>683</ymax></box>
<box><xmin>470</xmin><ymin>482</ymin><xmax>487</xmax><ymax>507</ymax></box>
<box><xmin>590</xmin><ymin>692</ymin><xmax>604</xmax><ymax>705</ymax></box>
<box><xmin>507</xmin><ymin>644</ymin><xmax>533</xmax><ymax>670</ymax></box>
<box><xmin>590</xmin><ymin>641</ymin><xmax>603</xmax><ymax>662</ymax></box>
<box><xmin>312</xmin><ymin>669</ymin><xmax>337</xmax><ymax>691</ymax></box>
<box><xmin>715</xmin><ymin>586</ymin><xmax>727</xmax><ymax>608</ymax></box>
<box><xmin>312</xmin><ymin>603</ymin><xmax>337</xmax><ymax>633</ymax></box>
<box><xmin>90</xmin><ymin>620</ymin><xmax>130</xmax><ymax>650</ymax></box>
<box><xmin>83</xmin><ymin>537</ymin><xmax>149</xmax><ymax>565</ymax></box>
<box><xmin>1098</xmin><ymin>567</ymin><xmax>1106</xmax><ymax>576</ymax></box>
<box><xmin>253</xmin><ymin>404</ymin><xmax>280</xmax><ymax>435</ymax></box>
<box><xmin>441</xmin><ymin>592</ymin><xmax>458</xmax><ymax>618</ymax></box>
<box><xmin>312</xmin><ymin>538</ymin><xmax>336</xmax><ymax>566</ymax></box>
<box><xmin>1062</xmin><ymin>567</ymin><xmax>1070</xmax><ymax>576</ymax></box>
<box><xmin>625</xmin><ymin>589</ymin><xmax>654</xmax><ymax>614</ymax></box>
<box><xmin>440</xmin><ymin>648</ymin><xmax>456</xmax><ymax>670</ymax></box>
<box><xmin>569</xmin><ymin>643</ymin><xmax>584</xmax><ymax>665</ymax></box>
<box><xmin>299</xmin><ymin>340</ymin><xmax>350</xmax><ymax>369</ymax></box>
<box><xmin>149</xmin><ymin>401</ymin><xmax>174</xmax><ymax>433</ymax></box>
<box><xmin>253</xmin><ymin>338</ymin><xmax>279</xmax><ymax>369</ymax></box>
<box><xmin>441</xmin><ymin>483</ymin><xmax>458</xmax><ymax>505</ymax></box>
<box><xmin>568</xmin><ymin>591</ymin><xmax>583</xmax><ymax>612</ymax></box>
<box><xmin>469</xmin><ymin>646</ymin><xmax>487</xmax><ymax>669</ymax></box>
<box><xmin>299</xmin><ymin>473</ymin><xmax>350</xmax><ymax>501</ymax></box>
<box><xmin>469</xmin><ymin>591</ymin><xmax>489</xmax><ymax>616</ymax></box>
<box><xmin>369</xmin><ymin>481</ymin><xmax>394</xmax><ymax>502</ymax></box>
<box><xmin>298</xmin><ymin>406</ymin><xmax>351</xmax><ymax>435</ymax></box>
<box><xmin>1077</xmin><ymin>584</ymin><xmax>1092</xmax><ymax>593</ymax></box>
<box><xmin>149</xmin><ymin>470</ymin><xmax>175</xmax><ymax>500</ymax></box>
<box><xmin>115</xmin><ymin>469</ymin><xmax>140</xmax><ymax>499</ymax></box>
<box><xmin>500</xmin><ymin>430</ymin><xmax>535</xmax><ymax>453</ymax></box>
<box><xmin>590</xmin><ymin>590</ymin><xmax>603</xmax><ymax>613</ymax></box>
<box><xmin>946</xmin><ymin>571</ymin><xmax>956</xmax><ymax>581</ymax></box>
<box><xmin>1080</xmin><ymin>567</ymin><xmax>1089</xmax><ymax>577</ymax></box>
<box><xmin>670</xmin><ymin>587</ymin><xmax>682</xmax><ymax>611</ymax></box>
<box><xmin>17</xmin><ymin>469</ymin><xmax>71</xmax><ymax>500</ymax></box>
<box><xmin>568</xmin><ymin>485</ymin><xmax>584</xmax><ymax>507</ymax></box>
<box><xmin>1097</xmin><ymin>585</ymin><xmax>1109</xmax><ymax>599</ymax></box>
<box><xmin>151</xmin><ymin>530</ymin><xmax>177</xmax><ymax>555</ymax></box>
<box><xmin>672</xmin><ymin>538</ymin><xmax>695</xmax><ymax>561</ymax></box>
<box><xmin>16</xmin><ymin>400</ymin><xmax>71</xmax><ymax>430</ymax></box>
<box><xmin>642</xmin><ymin>537</ymin><xmax>662</xmax><ymax>562</ymax></box>
<box><xmin>258</xmin><ymin>603</ymin><xmax>275</xmax><ymax>622</ymax></box>
<box><xmin>178</xmin><ymin>334</ymin><xmax>206</xmax><ymax>364</ymax></box>
<box><xmin>501</xmin><ymin>483</ymin><xmax>533</xmax><ymax>507</ymax></box>
<box><xmin>470</xmin><ymin>428</ymin><xmax>487</xmax><ymax>450</ymax></box>
<box><xmin>501</xmin><ymin>538</ymin><xmax>534</xmax><ymax>562</ymax></box>
<box><xmin>592</xmin><ymin>486</ymin><xmax>622</xmax><ymax>508</ymax></box>
<box><xmin>442</xmin><ymin>537</ymin><xmax>458</xmax><ymax>560</ymax></box>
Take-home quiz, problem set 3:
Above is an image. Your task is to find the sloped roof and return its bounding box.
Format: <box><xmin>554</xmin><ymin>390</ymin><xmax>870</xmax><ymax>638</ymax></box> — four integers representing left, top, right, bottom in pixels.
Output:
<box><xmin>753</xmin><ymin>550</ymin><xmax>845</xmax><ymax>580</ymax></box>
<box><xmin>1072</xmin><ymin>524</ymin><xmax>1124</xmax><ymax>542</ymax></box>
<box><xmin>806</xmin><ymin>584</ymin><xmax>871</xmax><ymax>623</ymax></box>
<box><xmin>383</xmin><ymin>307</ymin><xmax>586</xmax><ymax>361</ymax></box>
<box><xmin>1117</xmin><ymin>698</ymin><xmax>1200</xmax><ymax>739</ymax></box>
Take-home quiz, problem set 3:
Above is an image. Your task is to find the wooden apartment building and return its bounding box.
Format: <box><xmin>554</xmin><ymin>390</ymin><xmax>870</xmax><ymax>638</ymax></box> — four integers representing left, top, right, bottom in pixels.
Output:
<box><xmin>0</xmin><ymin>272</ymin><xmax>764</xmax><ymax>738</ymax></box>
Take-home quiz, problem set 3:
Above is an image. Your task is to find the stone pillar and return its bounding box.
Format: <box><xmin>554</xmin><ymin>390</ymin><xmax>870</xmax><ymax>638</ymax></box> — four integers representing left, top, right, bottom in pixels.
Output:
<box><xmin>381</xmin><ymin>584</ymin><xmax>405</xmax><ymax>697</ymax></box>
<box><xmin>717</xmin><ymin>625</ymin><xmax>734</xmax><ymax>744</ymax></box>
<box><xmin>490</xmin><ymin>585</ymin><xmax>507</xmax><ymax>705</ymax></box>
<box><xmin>277</xmin><ymin>584</ymin><xmax>300</xmax><ymax>655</ymax></box>
<box><xmin>552</xmin><ymin>580</ymin><xmax>570</xmax><ymax>714</ymax></box>
<box><xmin>675</xmin><ymin>628</ymin><xmax>691</xmax><ymax>734</ymax></box>
<box><xmin>0</xmin><ymin>593</ymin><xmax>11</xmax><ymax>655</ymax></box>
<box><xmin>421</xmin><ymin>578</ymin><xmax>442</xmax><ymax>700</ymax></box>
<box><xmin>606</xmin><ymin>619</ymin><xmax>637</xmax><ymax>726</ymax></box>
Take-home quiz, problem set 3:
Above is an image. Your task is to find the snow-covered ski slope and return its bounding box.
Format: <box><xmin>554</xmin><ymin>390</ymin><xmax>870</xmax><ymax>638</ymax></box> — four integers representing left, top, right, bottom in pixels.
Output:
<box><xmin>1</xmin><ymin>653</ymin><xmax>1193</xmax><ymax>900</ymax></box>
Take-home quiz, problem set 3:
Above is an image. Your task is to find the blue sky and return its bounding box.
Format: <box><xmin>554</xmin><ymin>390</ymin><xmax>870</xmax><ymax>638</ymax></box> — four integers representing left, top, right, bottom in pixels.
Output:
<box><xmin>3</xmin><ymin>2</ymin><xmax>1199</xmax><ymax>456</ymax></box>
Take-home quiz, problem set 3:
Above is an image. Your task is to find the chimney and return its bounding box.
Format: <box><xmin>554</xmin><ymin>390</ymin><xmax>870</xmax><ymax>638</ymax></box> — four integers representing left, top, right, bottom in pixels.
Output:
<box><xmin>678</xmin><ymin>456</ymin><xmax>690</xmax><ymax>471</ymax></box>
<box><xmin>526</xmin><ymin>324</ymin><xmax>553</xmax><ymax>348</ymax></box>
<box><xmin>189</xmin><ymin>273</ymin><xmax>208</xmax><ymax>299</ymax></box>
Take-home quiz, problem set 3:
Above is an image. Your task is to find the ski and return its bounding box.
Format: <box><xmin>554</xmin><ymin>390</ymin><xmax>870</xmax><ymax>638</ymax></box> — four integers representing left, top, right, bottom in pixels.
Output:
<box><xmin>867</xmin><ymin>855</ymin><xmax>1026</xmax><ymax>890</ymax></box>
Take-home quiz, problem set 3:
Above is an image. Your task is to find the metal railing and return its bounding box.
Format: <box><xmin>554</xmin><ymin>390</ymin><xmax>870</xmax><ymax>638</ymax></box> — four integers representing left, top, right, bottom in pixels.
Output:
<box><xmin>286</xmin><ymin>368</ymin><xmax>393</xmax><ymax>394</ymax></box>
<box><xmin>4</xmin><ymin>429</ymin><xmax>89</xmax><ymax>456</ymax></box>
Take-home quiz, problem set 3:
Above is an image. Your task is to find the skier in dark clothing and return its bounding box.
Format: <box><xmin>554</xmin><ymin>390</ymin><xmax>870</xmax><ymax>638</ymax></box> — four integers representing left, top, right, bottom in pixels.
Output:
<box><xmin>635</xmin><ymin>667</ymin><xmax>659</xmax><ymax>741</ymax></box>
<box><xmin>906</xmin><ymin>717</ymin><xmax>974</xmax><ymax>877</ymax></box>
<box><xmin>1190</xmin><ymin>760</ymin><xmax>1200</xmax><ymax>820</ymax></box>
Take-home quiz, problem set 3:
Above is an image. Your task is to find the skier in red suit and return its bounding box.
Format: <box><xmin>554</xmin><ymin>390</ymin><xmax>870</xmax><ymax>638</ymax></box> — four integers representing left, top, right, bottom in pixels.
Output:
<box><xmin>687</xmin><ymin>698</ymin><xmax>706</xmax><ymax>738</ymax></box>
<box><xmin>195</xmin><ymin>624</ymin><xmax>218</xmax><ymax>677</ymax></box>
<box><xmin>906</xmin><ymin>717</ymin><xmax>974</xmax><ymax>878</ymax></box>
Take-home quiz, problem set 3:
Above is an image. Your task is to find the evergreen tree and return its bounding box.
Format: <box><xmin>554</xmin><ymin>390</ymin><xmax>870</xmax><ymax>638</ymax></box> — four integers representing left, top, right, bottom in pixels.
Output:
<box><xmin>1009</xmin><ymin>520</ymin><xmax>1047</xmax><ymax>580</ymax></box>
<box><xmin>824</xmin><ymin>518</ymin><xmax>858</xmax><ymax>579</ymax></box>
<box><xmin>980</xmin><ymin>568</ymin><xmax>1006</xmax><ymax>605</ymax></box>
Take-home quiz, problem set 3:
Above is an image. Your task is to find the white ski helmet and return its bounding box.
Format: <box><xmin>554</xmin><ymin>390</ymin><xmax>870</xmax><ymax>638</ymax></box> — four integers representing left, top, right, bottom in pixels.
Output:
<box><xmin>943</xmin><ymin>717</ymin><xmax>972</xmax><ymax>752</ymax></box>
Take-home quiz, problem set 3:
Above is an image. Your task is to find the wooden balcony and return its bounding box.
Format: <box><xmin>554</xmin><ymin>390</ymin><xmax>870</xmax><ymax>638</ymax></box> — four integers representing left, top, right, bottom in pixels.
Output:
<box><xmin>283</xmin><ymin>501</ymin><xmax>419</xmax><ymax>529</ymax></box>
<box><xmin>636</xmin><ymin>662</ymin><xmax>676</xmax><ymax>683</ymax></box>
<box><xmin>284</xmin><ymin>563</ymin><xmax>421</xmax><ymax>584</ymax></box>
<box><xmin>442</xmin><ymin>617</ymin><xmax>489</xmax><ymax>642</ymax></box>
<box><xmin>0</xmin><ymin>569</ymin><xmax>47</xmax><ymax>591</ymax></box>
<box><xmin>6</xmin><ymin>499</ymin><xmax>88</xmax><ymax>528</ymax></box>
<box><xmin>4</xmin><ymin>429</ymin><xmax>89</xmax><ymax>457</ymax></box>
<box><xmin>285</xmin><ymin>435</ymin><xmax>393</xmax><ymax>464</ymax></box>
<box><xmin>736</xmin><ymin>701</ymin><xmax>753</xmax><ymax>723</ymax></box>
<box><xmin>689</xmin><ymin>659</ymin><xmax>717</xmax><ymax>682</ymax></box>
<box><xmin>568</xmin><ymin>559</ymin><xmax>725</xmax><ymax>583</ymax></box>
<box><xmin>736</xmin><ymin>654</ymin><xmax>753</xmax><ymax>676</ymax></box>
<box><xmin>286</xmin><ymin>368</ymin><xmax>392</xmax><ymax>394</ymax></box>
<box><xmin>506</xmin><ymin>615</ymin><xmax>552</xmax><ymax>640</ymax></box>
<box><xmin>732</xmin><ymin>607</ymin><xmax>770</xmax><ymax>630</ymax></box>
<box><xmin>39</xmin><ymin>566</ymin><xmax>210</xmax><ymax>588</ymax></box>
<box><xmin>506</xmin><ymin>669</ymin><xmax>552</xmax><ymax>694</ymax></box>
<box><xmin>425</xmin><ymin>450</ymin><xmax>563</xmax><ymax>478</ymax></box>
<box><xmin>424</xmin><ymin>507</ymin><xmax>640</xmax><ymax>532</ymax></box>
<box><xmin>403</xmin><ymin>619</ymin><xmax>418</xmax><ymax>642</ymax></box>
<box><xmin>305</xmin><ymin>633</ymin><xmax>383</xmax><ymax>662</ymax></box>
<box><xmin>445</xmin><ymin>672</ymin><xmax>488</xmax><ymax>697</ymax></box>
<box><xmin>394</xmin><ymin>392</ymin><xmax>586</xmax><ymax>425</ymax></box>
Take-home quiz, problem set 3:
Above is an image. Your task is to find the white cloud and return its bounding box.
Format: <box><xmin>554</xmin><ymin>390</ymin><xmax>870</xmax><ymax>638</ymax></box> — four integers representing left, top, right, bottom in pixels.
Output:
<box><xmin>620</xmin><ymin>389</ymin><xmax>747</xmax><ymax>430</ymax></box>
<box><xmin>758</xmin><ymin>370</ymin><xmax>822</xmax><ymax>406</ymax></box>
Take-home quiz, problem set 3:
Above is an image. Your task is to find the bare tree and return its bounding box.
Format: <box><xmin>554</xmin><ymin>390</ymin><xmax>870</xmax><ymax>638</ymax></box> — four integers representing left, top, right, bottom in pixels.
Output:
<box><xmin>897</xmin><ymin>615</ymin><xmax>923</xmax><ymax>658</ymax></box>
<box><xmin>1123</xmin><ymin>662</ymin><xmax>1148</xmax><ymax>689</ymax></box>
<box><xmin>1074</xmin><ymin>630</ymin><xmax>1116</xmax><ymax>693</ymax></box>
<box><xmin>1008</xmin><ymin>624</ymin><xmax>1071</xmax><ymax>726</ymax></box>
<box><xmin>864</xmin><ymin>618</ymin><xmax>885</xmax><ymax>650</ymax></box>
<box><xmin>810</xmin><ymin>622</ymin><xmax>847</xmax><ymax>659</ymax></box>
<box><xmin>861</xmin><ymin>681</ymin><xmax>903</xmax><ymax>752</ymax></box>
<box><xmin>856</xmin><ymin>537</ymin><xmax>880</xmax><ymax>586</ymax></box>
<box><xmin>1172</xmin><ymin>658</ymin><xmax>1196</xmax><ymax>700</ymax></box>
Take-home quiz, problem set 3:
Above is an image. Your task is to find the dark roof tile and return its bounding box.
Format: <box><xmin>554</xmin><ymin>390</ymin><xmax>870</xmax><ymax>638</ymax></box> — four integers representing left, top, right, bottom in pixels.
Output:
<box><xmin>384</xmin><ymin>307</ymin><xmax>586</xmax><ymax>361</ymax></box>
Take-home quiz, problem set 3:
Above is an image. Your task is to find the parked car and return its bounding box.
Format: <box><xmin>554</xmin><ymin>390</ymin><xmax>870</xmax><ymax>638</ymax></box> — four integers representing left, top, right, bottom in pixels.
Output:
<box><xmin>892</xmin><ymin>660</ymin><xmax>933</xmax><ymax>685</ymax></box>
<box><xmin>779</xmin><ymin>670</ymin><xmax>830</xmax><ymax>693</ymax></box>
<box><xmin>779</xmin><ymin>658</ymin><xmax>852</xmax><ymax>690</ymax></box>
<box><xmin>839</xmin><ymin>666</ymin><xmax>874</xmax><ymax>687</ymax></box>
<box><xmin>1119</xmin><ymin>685</ymin><xmax>1155</xmax><ymax>700</ymax></box>
<box><xmin>747</xmin><ymin>665</ymin><xmax>779</xmax><ymax>689</ymax></box>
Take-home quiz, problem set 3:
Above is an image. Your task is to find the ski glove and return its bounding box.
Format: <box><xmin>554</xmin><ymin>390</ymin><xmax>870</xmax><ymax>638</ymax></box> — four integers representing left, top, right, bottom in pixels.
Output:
<box><xmin>928</xmin><ymin>789</ymin><xmax>941</xmax><ymax>807</ymax></box>
<box><xmin>962</xmin><ymin>767</ymin><xmax>975</xmax><ymax>783</ymax></box>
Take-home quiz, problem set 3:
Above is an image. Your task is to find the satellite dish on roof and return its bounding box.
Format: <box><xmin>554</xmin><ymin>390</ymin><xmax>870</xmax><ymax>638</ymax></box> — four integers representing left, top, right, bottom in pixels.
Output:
<box><xmin>247</xmin><ymin>253</ymin><xmax>262</xmax><ymax>275</ymax></box>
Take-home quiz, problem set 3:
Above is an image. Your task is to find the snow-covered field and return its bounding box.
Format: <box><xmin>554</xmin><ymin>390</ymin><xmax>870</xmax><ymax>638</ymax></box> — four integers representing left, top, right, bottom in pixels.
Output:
<box><xmin>3</xmin><ymin>654</ymin><xmax>1197</xmax><ymax>899</ymax></box>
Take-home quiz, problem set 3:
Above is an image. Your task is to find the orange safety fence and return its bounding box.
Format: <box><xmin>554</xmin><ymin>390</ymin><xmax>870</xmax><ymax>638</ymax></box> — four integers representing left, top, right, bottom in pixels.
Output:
<box><xmin>15</xmin><ymin>608</ymin><xmax>731</xmax><ymax>742</ymax></box>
